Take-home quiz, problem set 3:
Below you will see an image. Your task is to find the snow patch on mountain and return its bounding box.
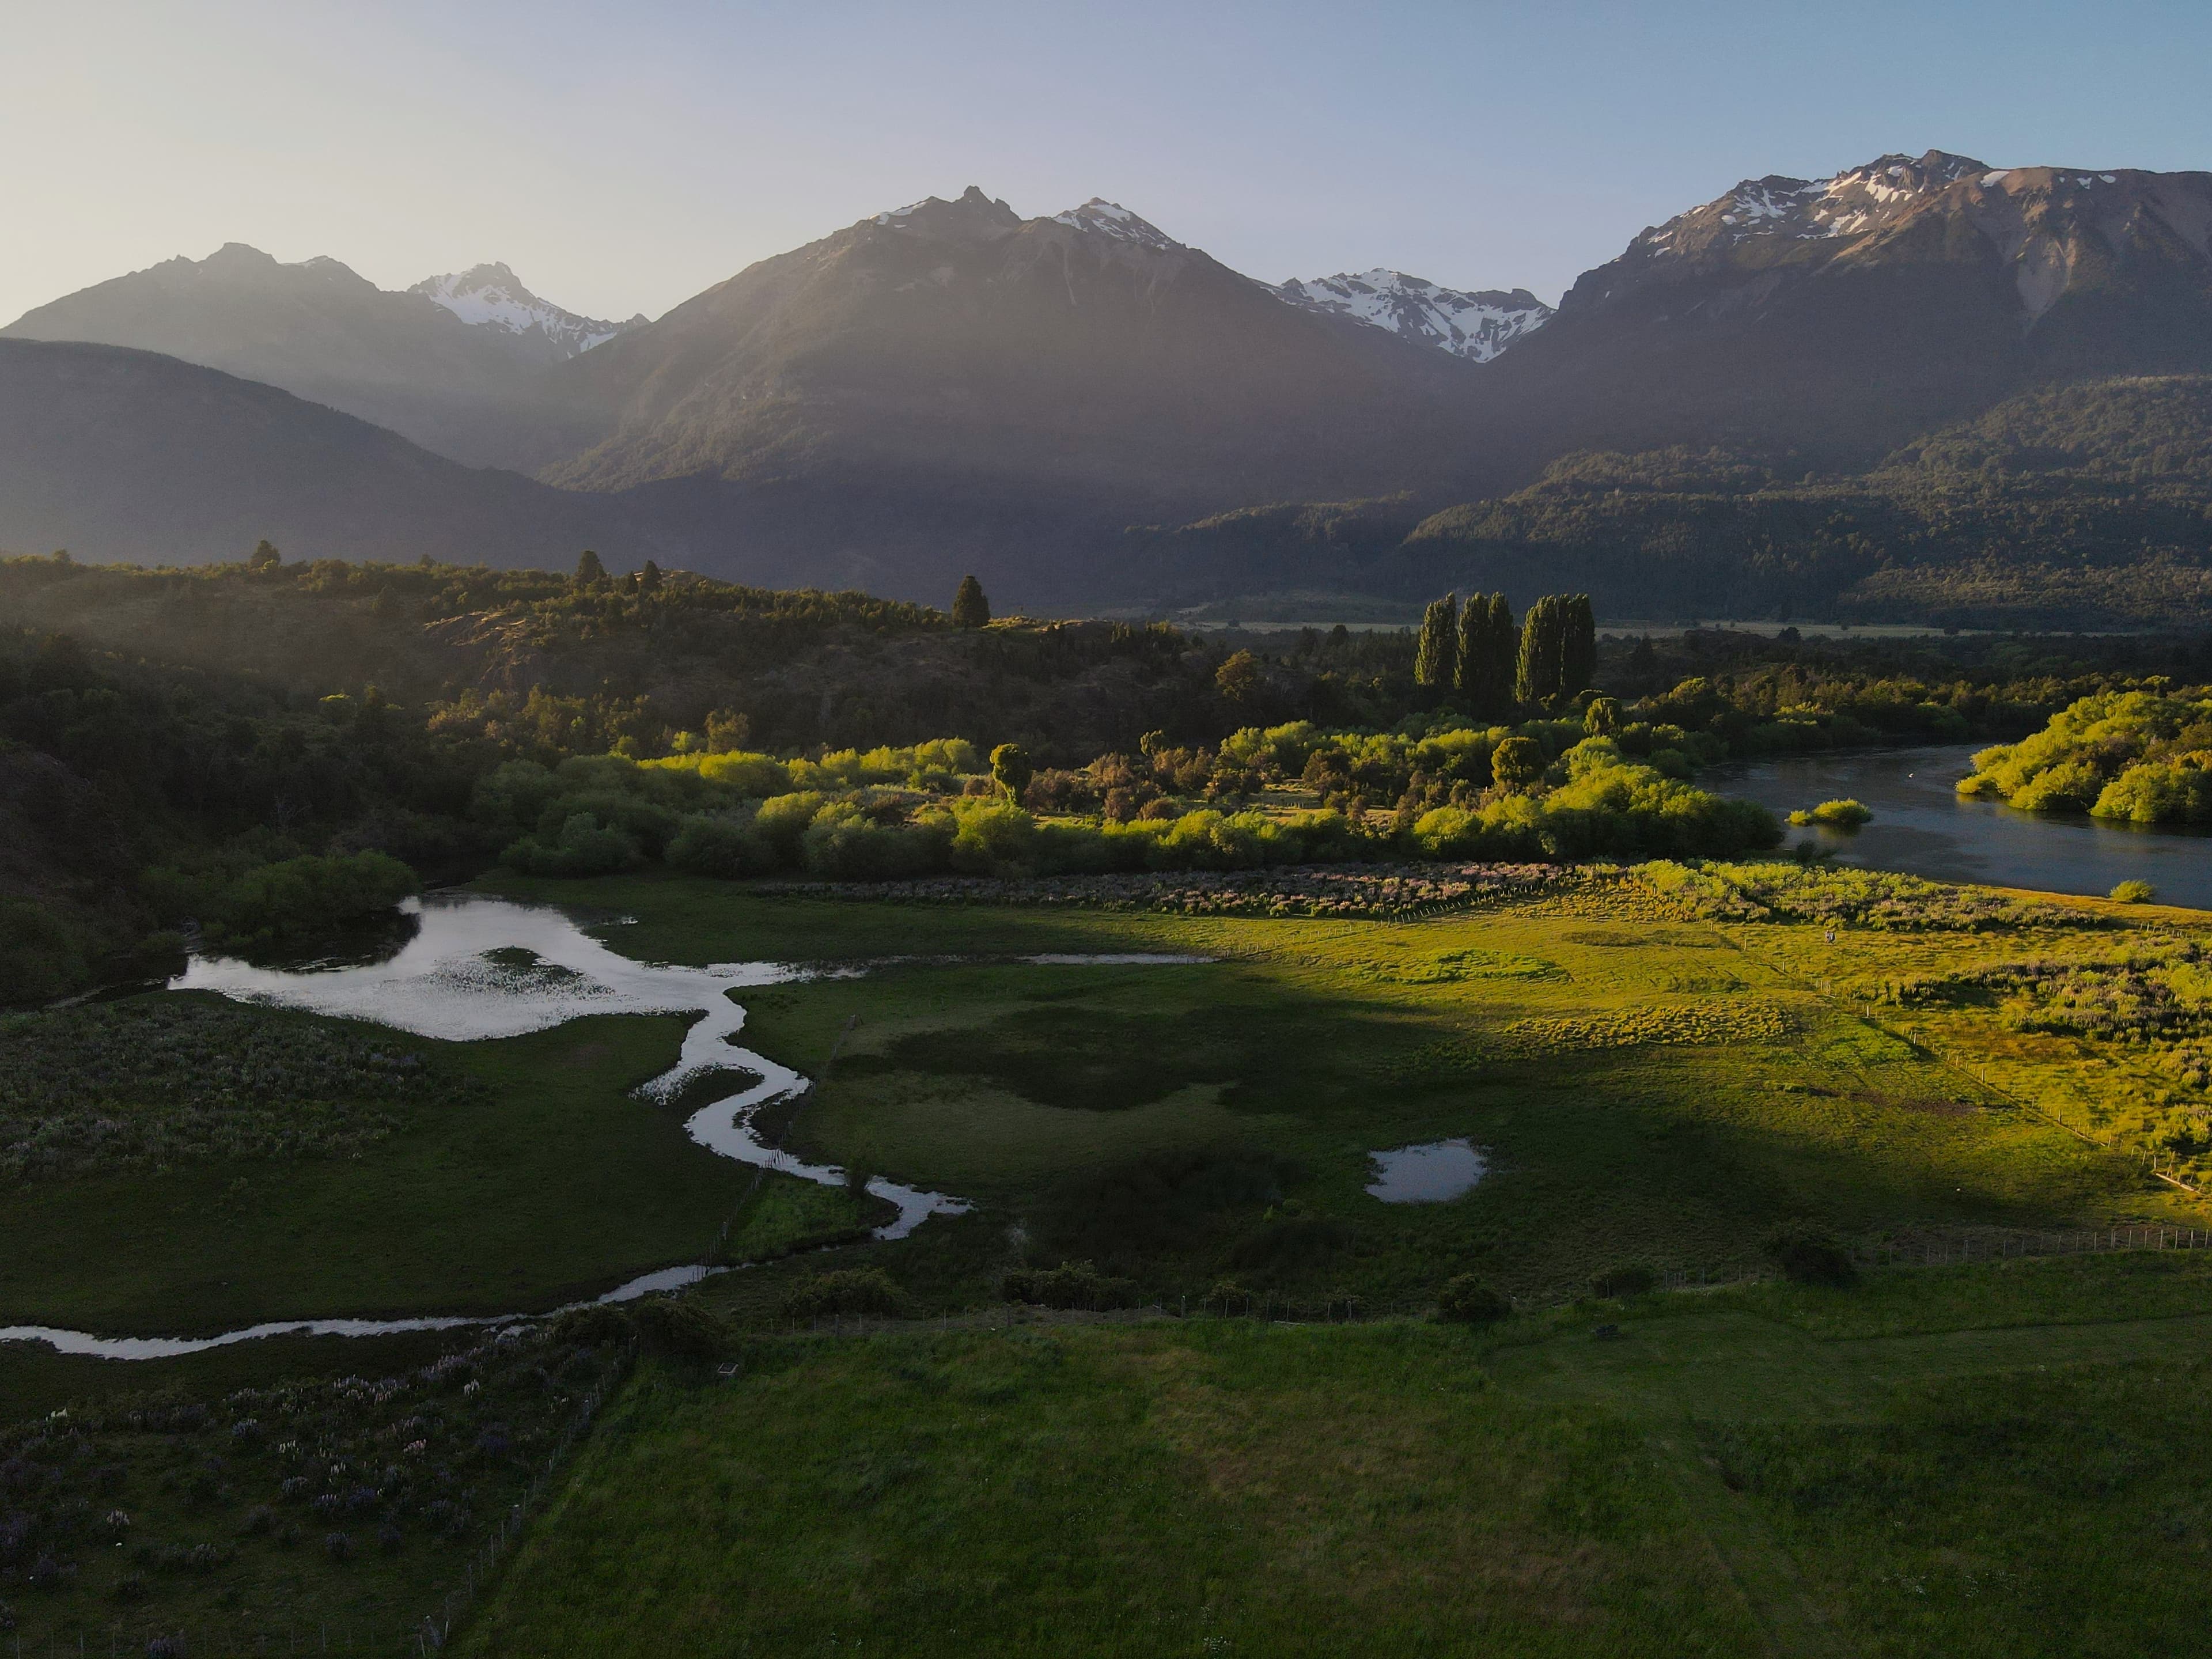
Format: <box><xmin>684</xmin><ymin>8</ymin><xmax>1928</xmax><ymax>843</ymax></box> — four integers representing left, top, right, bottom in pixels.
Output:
<box><xmin>409</xmin><ymin>263</ymin><xmax>643</xmax><ymax>357</ymax></box>
<box><xmin>1271</xmin><ymin>270</ymin><xmax>1551</xmax><ymax>362</ymax></box>
<box><xmin>1050</xmin><ymin>199</ymin><xmax>1182</xmax><ymax>251</ymax></box>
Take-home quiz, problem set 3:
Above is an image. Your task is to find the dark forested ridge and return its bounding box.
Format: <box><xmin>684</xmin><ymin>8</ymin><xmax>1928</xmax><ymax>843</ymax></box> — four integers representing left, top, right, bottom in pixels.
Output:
<box><xmin>1144</xmin><ymin>377</ymin><xmax>2212</xmax><ymax>628</ymax></box>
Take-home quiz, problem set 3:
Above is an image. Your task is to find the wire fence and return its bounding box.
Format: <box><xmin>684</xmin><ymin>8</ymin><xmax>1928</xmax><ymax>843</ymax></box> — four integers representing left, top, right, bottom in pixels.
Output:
<box><xmin>1822</xmin><ymin>987</ymin><xmax>2205</xmax><ymax>1196</ymax></box>
<box><xmin>410</xmin><ymin>1349</ymin><xmax>631</xmax><ymax>1654</ymax></box>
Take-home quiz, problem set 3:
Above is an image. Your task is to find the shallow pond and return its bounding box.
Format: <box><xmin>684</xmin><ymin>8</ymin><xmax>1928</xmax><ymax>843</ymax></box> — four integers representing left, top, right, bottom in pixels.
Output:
<box><xmin>1366</xmin><ymin>1139</ymin><xmax>1487</xmax><ymax>1203</ymax></box>
<box><xmin>7</xmin><ymin>895</ymin><xmax>1205</xmax><ymax>1358</ymax></box>
<box><xmin>1711</xmin><ymin>743</ymin><xmax>2212</xmax><ymax>910</ymax></box>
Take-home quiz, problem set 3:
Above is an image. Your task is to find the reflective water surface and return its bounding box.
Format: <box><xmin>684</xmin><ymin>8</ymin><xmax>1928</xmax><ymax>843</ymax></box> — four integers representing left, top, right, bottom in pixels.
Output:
<box><xmin>1710</xmin><ymin>743</ymin><xmax>2212</xmax><ymax>910</ymax></box>
<box><xmin>1366</xmin><ymin>1139</ymin><xmax>1488</xmax><ymax>1203</ymax></box>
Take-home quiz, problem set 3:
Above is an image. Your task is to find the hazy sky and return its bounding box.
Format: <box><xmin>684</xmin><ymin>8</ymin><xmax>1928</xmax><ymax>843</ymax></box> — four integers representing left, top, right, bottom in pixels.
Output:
<box><xmin>6</xmin><ymin>0</ymin><xmax>2209</xmax><ymax>326</ymax></box>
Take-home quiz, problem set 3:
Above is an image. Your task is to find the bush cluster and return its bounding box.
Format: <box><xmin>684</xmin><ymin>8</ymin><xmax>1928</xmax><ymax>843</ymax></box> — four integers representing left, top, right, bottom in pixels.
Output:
<box><xmin>1643</xmin><ymin>861</ymin><xmax>2105</xmax><ymax>931</ymax></box>
<box><xmin>1001</xmin><ymin>1263</ymin><xmax>1142</xmax><ymax>1312</ymax></box>
<box><xmin>0</xmin><ymin>1330</ymin><xmax>619</xmax><ymax>1612</ymax></box>
<box><xmin>779</xmin><ymin>1269</ymin><xmax>910</xmax><ymax>1320</ymax></box>
<box><xmin>1959</xmin><ymin>690</ymin><xmax>2212</xmax><ymax>824</ymax></box>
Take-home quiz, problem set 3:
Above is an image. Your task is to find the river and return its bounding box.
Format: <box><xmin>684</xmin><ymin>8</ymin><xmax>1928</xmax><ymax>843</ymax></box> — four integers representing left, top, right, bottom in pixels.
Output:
<box><xmin>1709</xmin><ymin>742</ymin><xmax>2212</xmax><ymax>910</ymax></box>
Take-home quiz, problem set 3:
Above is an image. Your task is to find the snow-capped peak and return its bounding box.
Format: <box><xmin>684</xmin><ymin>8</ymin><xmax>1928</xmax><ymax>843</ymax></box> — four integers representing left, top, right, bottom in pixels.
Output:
<box><xmin>1272</xmin><ymin>270</ymin><xmax>1552</xmax><ymax>362</ymax></box>
<box><xmin>1050</xmin><ymin>199</ymin><xmax>1181</xmax><ymax>251</ymax></box>
<box><xmin>408</xmin><ymin>263</ymin><xmax>644</xmax><ymax>357</ymax></box>
<box><xmin>1639</xmin><ymin>150</ymin><xmax>1996</xmax><ymax>257</ymax></box>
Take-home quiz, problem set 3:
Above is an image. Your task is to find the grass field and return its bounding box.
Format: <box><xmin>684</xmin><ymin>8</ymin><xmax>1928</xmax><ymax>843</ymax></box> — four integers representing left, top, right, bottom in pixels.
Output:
<box><xmin>8</xmin><ymin>863</ymin><xmax>2211</xmax><ymax>1649</ymax></box>
<box><xmin>454</xmin><ymin>1255</ymin><xmax>2212</xmax><ymax>1658</ymax></box>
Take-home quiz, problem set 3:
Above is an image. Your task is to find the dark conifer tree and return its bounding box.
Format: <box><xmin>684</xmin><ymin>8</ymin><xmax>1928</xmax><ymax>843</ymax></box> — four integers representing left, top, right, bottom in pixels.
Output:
<box><xmin>952</xmin><ymin>574</ymin><xmax>991</xmax><ymax>628</ymax></box>
<box><xmin>574</xmin><ymin>549</ymin><xmax>606</xmax><ymax>587</ymax></box>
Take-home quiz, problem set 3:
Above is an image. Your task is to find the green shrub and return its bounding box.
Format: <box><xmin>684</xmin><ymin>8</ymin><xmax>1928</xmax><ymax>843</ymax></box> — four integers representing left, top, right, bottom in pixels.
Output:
<box><xmin>548</xmin><ymin>1304</ymin><xmax>635</xmax><ymax>1348</ymax></box>
<box><xmin>1789</xmin><ymin>798</ymin><xmax>1873</xmax><ymax>827</ymax></box>
<box><xmin>499</xmin><ymin>813</ymin><xmax>639</xmax><ymax>877</ymax></box>
<box><xmin>1590</xmin><ymin>1265</ymin><xmax>1656</xmax><ymax>1300</ymax></box>
<box><xmin>1435</xmin><ymin>1274</ymin><xmax>1511</xmax><ymax>1324</ymax></box>
<box><xmin>627</xmin><ymin>1297</ymin><xmax>730</xmax><ymax>1362</ymax></box>
<box><xmin>781</xmin><ymin>1268</ymin><xmax>911</xmax><ymax>1320</ymax></box>
<box><xmin>2111</xmin><ymin>879</ymin><xmax>2158</xmax><ymax>904</ymax></box>
<box><xmin>1764</xmin><ymin>1225</ymin><xmax>1859</xmax><ymax>1289</ymax></box>
<box><xmin>146</xmin><ymin>850</ymin><xmax>421</xmax><ymax>945</ymax></box>
<box><xmin>1002</xmin><ymin>1262</ymin><xmax>1142</xmax><ymax>1311</ymax></box>
<box><xmin>666</xmin><ymin>812</ymin><xmax>774</xmax><ymax>878</ymax></box>
<box><xmin>0</xmin><ymin>899</ymin><xmax>88</xmax><ymax>1004</ymax></box>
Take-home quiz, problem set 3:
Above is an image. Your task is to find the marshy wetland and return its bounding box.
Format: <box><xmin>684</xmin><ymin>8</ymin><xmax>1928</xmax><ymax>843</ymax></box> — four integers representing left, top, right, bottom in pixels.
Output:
<box><xmin>7</xmin><ymin>861</ymin><xmax>2212</xmax><ymax>1653</ymax></box>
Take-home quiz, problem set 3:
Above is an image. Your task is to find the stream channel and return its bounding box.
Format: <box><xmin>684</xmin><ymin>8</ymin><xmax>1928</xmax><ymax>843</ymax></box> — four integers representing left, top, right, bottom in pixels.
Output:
<box><xmin>3</xmin><ymin>894</ymin><xmax>1202</xmax><ymax>1360</ymax></box>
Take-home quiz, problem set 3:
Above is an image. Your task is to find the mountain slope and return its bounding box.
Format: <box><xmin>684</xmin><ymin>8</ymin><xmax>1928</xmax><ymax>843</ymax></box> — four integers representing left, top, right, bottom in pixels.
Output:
<box><xmin>0</xmin><ymin>339</ymin><xmax>622</xmax><ymax>567</ymax></box>
<box><xmin>409</xmin><ymin>263</ymin><xmax>646</xmax><ymax>357</ymax></box>
<box><xmin>1272</xmin><ymin>270</ymin><xmax>1551</xmax><ymax>361</ymax></box>
<box><xmin>1490</xmin><ymin>150</ymin><xmax>2212</xmax><ymax>465</ymax></box>
<box><xmin>544</xmin><ymin>188</ymin><xmax>1502</xmax><ymax>518</ymax></box>
<box><xmin>1388</xmin><ymin>375</ymin><xmax>2212</xmax><ymax>626</ymax></box>
<box><xmin>2</xmin><ymin>245</ymin><xmax>598</xmax><ymax>469</ymax></box>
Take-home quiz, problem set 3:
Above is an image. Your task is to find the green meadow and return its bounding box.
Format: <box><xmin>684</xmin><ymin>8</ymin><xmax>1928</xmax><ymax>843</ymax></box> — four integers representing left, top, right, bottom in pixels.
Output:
<box><xmin>6</xmin><ymin>863</ymin><xmax>2212</xmax><ymax>1651</ymax></box>
<box><xmin>459</xmin><ymin>1255</ymin><xmax>2212</xmax><ymax>1659</ymax></box>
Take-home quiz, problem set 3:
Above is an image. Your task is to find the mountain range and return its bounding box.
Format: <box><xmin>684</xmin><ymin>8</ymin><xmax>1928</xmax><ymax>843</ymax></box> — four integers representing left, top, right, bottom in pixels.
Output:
<box><xmin>6</xmin><ymin>149</ymin><xmax>2212</xmax><ymax>622</ymax></box>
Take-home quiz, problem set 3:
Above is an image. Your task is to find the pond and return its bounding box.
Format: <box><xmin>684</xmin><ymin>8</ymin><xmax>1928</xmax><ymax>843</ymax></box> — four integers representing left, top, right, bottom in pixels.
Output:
<box><xmin>1366</xmin><ymin>1139</ymin><xmax>1488</xmax><ymax>1203</ymax></box>
<box><xmin>9</xmin><ymin>895</ymin><xmax>1208</xmax><ymax>1359</ymax></box>
<box><xmin>1710</xmin><ymin>743</ymin><xmax>2212</xmax><ymax>911</ymax></box>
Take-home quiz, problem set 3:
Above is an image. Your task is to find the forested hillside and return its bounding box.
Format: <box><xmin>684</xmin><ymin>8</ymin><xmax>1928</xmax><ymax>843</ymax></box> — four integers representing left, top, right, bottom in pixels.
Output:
<box><xmin>1377</xmin><ymin>377</ymin><xmax>2212</xmax><ymax>627</ymax></box>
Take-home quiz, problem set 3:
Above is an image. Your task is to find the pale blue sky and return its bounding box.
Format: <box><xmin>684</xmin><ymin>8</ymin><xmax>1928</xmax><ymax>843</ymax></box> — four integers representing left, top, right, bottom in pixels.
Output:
<box><xmin>6</xmin><ymin>0</ymin><xmax>2208</xmax><ymax>325</ymax></box>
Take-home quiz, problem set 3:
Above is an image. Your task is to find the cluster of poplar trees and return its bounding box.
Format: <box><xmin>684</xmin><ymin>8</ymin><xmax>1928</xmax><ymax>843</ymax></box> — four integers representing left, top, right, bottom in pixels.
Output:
<box><xmin>1412</xmin><ymin>592</ymin><xmax>1597</xmax><ymax>714</ymax></box>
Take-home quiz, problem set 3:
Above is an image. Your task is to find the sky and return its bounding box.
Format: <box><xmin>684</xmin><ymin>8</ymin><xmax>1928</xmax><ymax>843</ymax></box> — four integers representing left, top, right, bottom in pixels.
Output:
<box><xmin>5</xmin><ymin>0</ymin><xmax>2210</xmax><ymax>327</ymax></box>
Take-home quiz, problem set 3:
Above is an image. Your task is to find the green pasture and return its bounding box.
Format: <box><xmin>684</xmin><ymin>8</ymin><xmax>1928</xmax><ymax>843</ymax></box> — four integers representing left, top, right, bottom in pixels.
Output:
<box><xmin>457</xmin><ymin>1253</ymin><xmax>2212</xmax><ymax>1659</ymax></box>
<box><xmin>495</xmin><ymin>871</ymin><xmax>2182</xmax><ymax>1310</ymax></box>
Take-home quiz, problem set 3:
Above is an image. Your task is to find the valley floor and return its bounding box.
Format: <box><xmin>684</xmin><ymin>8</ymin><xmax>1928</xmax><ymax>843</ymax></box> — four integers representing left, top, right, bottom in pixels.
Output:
<box><xmin>5</xmin><ymin>864</ymin><xmax>2211</xmax><ymax>1651</ymax></box>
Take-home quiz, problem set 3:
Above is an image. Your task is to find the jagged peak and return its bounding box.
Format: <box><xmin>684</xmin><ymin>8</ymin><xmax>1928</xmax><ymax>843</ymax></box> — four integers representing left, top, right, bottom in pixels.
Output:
<box><xmin>869</xmin><ymin>185</ymin><xmax>1022</xmax><ymax>239</ymax></box>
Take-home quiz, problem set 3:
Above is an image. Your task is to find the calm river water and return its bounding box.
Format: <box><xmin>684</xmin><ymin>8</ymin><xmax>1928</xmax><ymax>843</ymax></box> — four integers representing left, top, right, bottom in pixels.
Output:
<box><xmin>1710</xmin><ymin>743</ymin><xmax>2212</xmax><ymax>910</ymax></box>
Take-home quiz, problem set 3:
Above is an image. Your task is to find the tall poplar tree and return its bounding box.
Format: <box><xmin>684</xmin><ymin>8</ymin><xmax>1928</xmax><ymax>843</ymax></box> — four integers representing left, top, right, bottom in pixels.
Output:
<box><xmin>1413</xmin><ymin>593</ymin><xmax>1459</xmax><ymax>691</ymax></box>
<box><xmin>1516</xmin><ymin>595</ymin><xmax>1563</xmax><ymax>707</ymax></box>
<box><xmin>1459</xmin><ymin>592</ymin><xmax>1516</xmax><ymax>715</ymax></box>
<box><xmin>1561</xmin><ymin>593</ymin><xmax>1597</xmax><ymax>699</ymax></box>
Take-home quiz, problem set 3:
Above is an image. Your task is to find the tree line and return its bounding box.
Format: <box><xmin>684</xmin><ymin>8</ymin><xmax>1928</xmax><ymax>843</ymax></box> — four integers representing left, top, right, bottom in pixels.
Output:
<box><xmin>1411</xmin><ymin>591</ymin><xmax>1596</xmax><ymax>714</ymax></box>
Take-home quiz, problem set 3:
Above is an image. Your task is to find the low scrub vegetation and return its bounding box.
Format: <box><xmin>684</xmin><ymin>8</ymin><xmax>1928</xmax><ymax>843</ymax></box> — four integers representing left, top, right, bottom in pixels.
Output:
<box><xmin>0</xmin><ymin>998</ymin><xmax>480</xmax><ymax>1181</ymax></box>
<box><xmin>0</xmin><ymin>1328</ymin><xmax>623</xmax><ymax>1645</ymax></box>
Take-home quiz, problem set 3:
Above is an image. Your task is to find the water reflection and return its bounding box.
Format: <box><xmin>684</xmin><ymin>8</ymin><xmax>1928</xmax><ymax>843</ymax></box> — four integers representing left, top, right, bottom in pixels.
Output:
<box><xmin>1710</xmin><ymin>744</ymin><xmax>2212</xmax><ymax>910</ymax></box>
<box><xmin>1366</xmin><ymin>1139</ymin><xmax>1488</xmax><ymax>1203</ymax></box>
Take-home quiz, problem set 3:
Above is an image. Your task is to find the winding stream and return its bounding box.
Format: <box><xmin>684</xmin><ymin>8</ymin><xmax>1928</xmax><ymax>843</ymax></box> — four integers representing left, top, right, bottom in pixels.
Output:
<box><xmin>5</xmin><ymin>895</ymin><xmax>1202</xmax><ymax>1360</ymax></box>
